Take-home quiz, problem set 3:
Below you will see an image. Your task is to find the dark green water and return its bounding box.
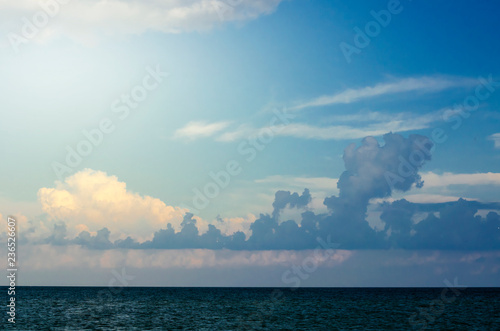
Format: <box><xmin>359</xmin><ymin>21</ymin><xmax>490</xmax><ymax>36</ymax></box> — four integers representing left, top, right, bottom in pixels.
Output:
<box><xmin>2</xmin><ymin>287</ymin><xmax>499</xmax><ymax>330</ymax></box>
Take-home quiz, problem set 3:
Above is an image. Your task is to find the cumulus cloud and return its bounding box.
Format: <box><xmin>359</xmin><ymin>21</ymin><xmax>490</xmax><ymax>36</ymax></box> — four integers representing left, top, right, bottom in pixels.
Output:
<box><xmin>381</xmin><ymin>198</ymin><xmax>500</xmax><ymax>250</ymax></box>
<box><xmin>272</xmin><ymin>188</ymin><xmax>311</xmax><ymax>219</ymax></box>
<box><xmin>37</xmin><ymin>169</ymin><xmax>187</xmax><ymax>240</ymax></box>
<box><xmin>19</xmin><ymin>134</ymin><xmax>499</xmax><ymax>251</ymax></box>
<box><xmin>140</xmin><ymin>212</ymin><xmax>248</xmax><ymax>249</ymax></box>
<box><xmin>326</xmin><ymin>133</ymin><xmax>433</xmax><ymax>210</ymax></box>
<box><xmin>1</xmin><ymin>0</ymin><xmax>283</xmax><ymax>44</ymax></box>
<box><xmin>315</xmin><ymin>133</ymin><xmax>432</xmax><ymax>248</ymax></box>
<box><xmin>215</xmin><ymin>214</ymin><xmax>256</xmax><ymax>237</ymax></box>
<box><xmin>0</xmin><ymin>212</ymin><xmax>51</xmax><ymax>244</ymax></box>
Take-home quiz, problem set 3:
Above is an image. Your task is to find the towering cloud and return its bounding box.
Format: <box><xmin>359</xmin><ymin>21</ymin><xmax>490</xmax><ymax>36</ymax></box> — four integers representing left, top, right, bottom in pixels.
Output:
<box><xmin>325</xmin><ymin>133</ymin><xmax>433</xmax><ymax>212</ymax></box>
<box><xmin>320</xmin><ymin>133</ymin><xmax>433</xmax><ymax>248</ymax></box>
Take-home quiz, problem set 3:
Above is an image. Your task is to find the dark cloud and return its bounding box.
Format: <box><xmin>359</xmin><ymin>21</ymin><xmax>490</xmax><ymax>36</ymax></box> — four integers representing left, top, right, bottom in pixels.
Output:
<box><xmin>141</xmin><ymin>213</ymin><xmax>248</xmax><ymax>250</ymax></box>
<box><xmin>245</xmin><ymin>213</ymin><xmax>317</xmax><ymax>250</ymax></box>
<box><xmin>43</xmin><ymin>222</ymin><xmax>68</xmax><ymax>246</ymax></box>
<box><xmin>272</xmin><ymin>188</ymin><xmax>311</xmax><ymax>219</ymax></box>
<box><xmin>36</xmin><ymin>133</ymin><xmax>500</xmax><ymax>251</ymax></box>
<box><xmin>325</xmin><ymin>133</ymin><xmax>433</xmax><ymax>212</ymax></box>
<box><xmin>72</xmin><ymin>228</ymin><xmax>113</xmax><ymax>250</ymax></box>
<box><xmin>375</xmin><ymin>198</ymin><xmax>500</xmax><ymax>250</ymax></box>
<box><xmin>380</xmin><ymin>199</ymin><xmax>416</xmax><ymax>248</ymax></box>
<box><xmin>320</xmin><ymin>133</ymin><xmax>433</xmax><ymax>248</ymax></box>
<box><xmin>412</xmin><ymin>199</ymin><xmax>500</xmax><ymax>250</ymax></box>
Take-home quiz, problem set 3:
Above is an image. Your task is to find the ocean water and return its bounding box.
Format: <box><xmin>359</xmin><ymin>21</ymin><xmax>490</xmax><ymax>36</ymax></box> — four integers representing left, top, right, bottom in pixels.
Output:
<box><xmin>2</xmin><ymin>287</ymin><xmax>499</xmax><ymax>330</ymax></box>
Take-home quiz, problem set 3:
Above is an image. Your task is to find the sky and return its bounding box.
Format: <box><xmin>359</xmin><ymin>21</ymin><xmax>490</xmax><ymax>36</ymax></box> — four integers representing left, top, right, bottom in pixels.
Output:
<box><xmin>0</xmin><ymin>0</ymin><xmax>499</xmax><ymax>287</ymax></box>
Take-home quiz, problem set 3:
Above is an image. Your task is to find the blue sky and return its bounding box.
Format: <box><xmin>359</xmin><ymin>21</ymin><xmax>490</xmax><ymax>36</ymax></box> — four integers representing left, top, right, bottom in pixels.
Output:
<box><xmin>0</xmin><ymin>0</ymin><xmax>499</xmax><ymax>286</ymax></box>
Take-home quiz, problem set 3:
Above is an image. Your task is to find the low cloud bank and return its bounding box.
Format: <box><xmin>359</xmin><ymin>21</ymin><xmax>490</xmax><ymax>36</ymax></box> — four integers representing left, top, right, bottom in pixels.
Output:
<box><xmin>18</xmin><ymin>133</ymin><xmax>500</xmax><ymax>250</ymax></box>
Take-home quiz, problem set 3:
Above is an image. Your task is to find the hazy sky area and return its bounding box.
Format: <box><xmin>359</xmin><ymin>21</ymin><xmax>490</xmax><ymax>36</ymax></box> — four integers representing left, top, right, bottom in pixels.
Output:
<box><xmin>1</xmin><ymin>0</ymin><xmax>499</xmax><ymax>286</ymax></box>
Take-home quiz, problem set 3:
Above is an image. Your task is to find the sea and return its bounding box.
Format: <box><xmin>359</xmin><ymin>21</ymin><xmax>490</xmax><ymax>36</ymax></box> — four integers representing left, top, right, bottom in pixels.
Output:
<box><xmin>2</xmin><ymin>287</ymin><xmax>499</xmax><ymax>330</ymax></box>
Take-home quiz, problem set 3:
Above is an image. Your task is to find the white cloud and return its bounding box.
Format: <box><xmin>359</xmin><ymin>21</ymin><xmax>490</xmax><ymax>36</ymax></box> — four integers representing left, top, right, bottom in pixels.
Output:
<box><xmin>324</xmin><ymin>111</ymin><xmax>393</xmax><ymax>123</ymax></box>
<box><xmin>37</xmin><ymin>169</ymin><xmax>190</xmax><ymax>241</ymax></box>
<box><xmin>0</xmin><ymin>212</ymin><xmax>51</xmax><ymax>243</ymax></box>
<box><xmin>214</xmin><ymin>107</ymin><xmax>447</xmax><ymax>142</ymax></box>
<box><xmin>216</xmin><ymin>124</ymin><xmax>254</xmax><ymax>142</ymax></box>
<box><xmin>374</xmin><ymin>172</ymin><xmax>500</xmax><ymax>204</ymax></box>
<box><xmin>373</xmin><ymin>172</ymin><xmax>500</xmax><ymax>205</ymax></box>
<box><xmin>325</xmin><ymin>109</ymin><xmax>445</xmax><ymax>125</ymax></box>
<box><xmin>174</xmin><ymin>121</ymin><xmax>231</xmax><ymax>140</ymax></box>
<box><xmin>188</xmin><ymin>82</ymin><xmax>469</xmax><ymax>143</ymax></box>
<box><xmin>31</xmin><ymin>169</ymin><xmax>271</xmax><ymax>243</ymax></box>
<box><xmin>256</xmin><ymin>175</ymin><xmax>339</xmax><ymax>193</ymax></box>
<box><xmin>276</xmin><ymin>120</ymin><xmax>430</xmax><ymax>140</ymax></box>
<box><xmin>217</xmin><ymin>116</ymin><xmax>433</xmax><ymax>142</ymax></box>
<box><xmin>290</xmin><ymin>76</ymin><xmax>476</xmax><ymax>111</ymax></box>
<box><xmin>488</xmin><ymin>133</ymin><xmax>500</xmax><ymax>149</ymax></box>
<box><xmin>215</xmin><ymin>213</ymin><xmax>256</xmax><ymax>237</ymax></box>
<box><xmin>1</xmin><ymin>0</ymin><xmax>283</xmax><ymax>44</ymax></box>
<box><xmin>475</xmin><ymin>209</ymin><xmax>500</xmax><ymax>218</ymax></box>
<box><xmin>421</xmin><ymin>172</ymin><xmax>500</xmax><ymax>188</ymax></box>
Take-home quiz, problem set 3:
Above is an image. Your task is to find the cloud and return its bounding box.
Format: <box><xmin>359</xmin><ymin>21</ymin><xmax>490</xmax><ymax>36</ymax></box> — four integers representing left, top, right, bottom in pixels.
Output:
<box><xmin>324</xmin><ymin>109</ymin><xmax>447</xmax><ymax>126</ymax></box>
<box><xmin>276</xmin><ymin>120</ymin><xmax>431</xmax><ymax>140</ymax></box>
<box><xmin>318</xmin><ymin>133</ymin><xmax>434</xmax><ymax>248</ymax></box>
<box><xmin>10</xmin><ymin>244</ymin><xmax>352</xmax><ymax>272</ymax></box>
<box><xmin>255</xmin><ymin>175</ymin><xmax>339</xmax><ymax>193</ymax></box>
<box><xmin>124</xmin><ymin>194</ymin><xmax>500</xmax><ymax>251</ymax></box>
<box><xmin>421</xmin><ymin>172</ymin><xmax>500</xmax><ymax>187</ymax></box>
<box><xmin>185</xmin><ymin>82</ymin><xmax>470</xmax><ymax>143</ymax></box>
<box><xmin>10</xmin><ymin>247</ymin><xmax>500</xmax><ymax>286</ymax></box>
<box><xmin>174</xmin><ymin>121</ymin><xmax>231</xmax><ymax>140</ymax></box>
<box><xmin>272</xmin><ymin>188</ymin><xmax>311</xmax><ymax>219</ymax></box>
<box><xmin>141</xmin><ymin>212</ymin><xmax>248</xmax><ymax>249</ymax></box>
<box><xmin>396</xmin><ymin>194</ymin><xmax>476</xmax><ymax>204</ymax></box>
<box><xmin>72</xmin><ymin>227</ymin><xmax>114</xmax><ymax>250</ymax></box>
<box><xmin>409</xmin><ymin>199</ymin><xmax>500</xmax><ymax>250</ymax></box>
<box><xmin>375</xmin><ymin>171</ymin><xmax>500</xmax><ymax>206</ymax></box>
<box><xmin>20</xmin><ymin>134</ymin><xmax>500</xmax><ymax>251</ymax></box>
<box><xmin>214</xmin><ymin>214</ymin><xmax>256</xmax><ymax>237</ymax></box>
<box><xmin>215</xmin><ymin>115</ymin><xmax>435</xmax><ymax>142</ymax></box>
<box><xmin>330</xmin><ymin>133</ymin><xmax>433</xmax><ymax>208</ymax></box>
<box><xmin>489</xmin><ymin>133</ymin><xmax>500</xmax><ymax>149</ymax></box>
<box><xmin>37</xmin><ymin>169</ymin><xmax>187</xmax><ymax>240</ymax></box>
<box><xmin>213</xmin><ymin>109</ymin><xmax>445</xmax><ymax>142</ymax></box>
<box><xmin>0</xmin><ymin>212</ymin><xmax>51</xmax><ymax>244</ymax></box>
<box><xmin>290</xmin><ymin>76</ymin><xmax>476</xmax><ymax>111</ymax></box>
<box><xmin>1</xmin><ymin>0</ymin><xmax>283</xmax><ymax>44</ymax></box>
<box><xmin>216</xmin><ymin>124</ymin><xmax>254</xmax><ymax>142</ymax></box>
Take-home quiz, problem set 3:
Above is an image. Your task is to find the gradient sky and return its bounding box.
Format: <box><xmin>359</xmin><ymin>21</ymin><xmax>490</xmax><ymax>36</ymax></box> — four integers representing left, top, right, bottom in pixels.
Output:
<box><xmin>1</xmin><ymin>0</ymin><xmax>499</xmax><ymax>287</ymax></box>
